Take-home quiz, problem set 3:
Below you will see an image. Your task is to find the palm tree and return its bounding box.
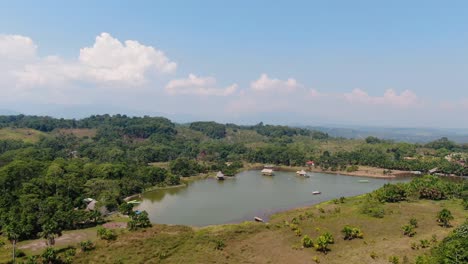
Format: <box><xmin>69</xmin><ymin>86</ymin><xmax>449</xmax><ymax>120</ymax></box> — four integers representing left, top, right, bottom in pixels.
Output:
<box><xmin>5</xmin><ymin>223</ymin><xmax>20</xmax><ymax>264</ymax></box>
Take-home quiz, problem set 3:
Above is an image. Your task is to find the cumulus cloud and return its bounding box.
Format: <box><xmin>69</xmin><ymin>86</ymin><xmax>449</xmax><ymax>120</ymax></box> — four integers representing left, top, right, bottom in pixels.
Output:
<box><xmin>4</xmin><ymin>32</ymin><xmax>177</xmax><ymax>87</ymax></box>
<box><xmin>0</xmin><ymin>34</ymin><xmax>37</xmax><ymax>61</ymax></box>
<box><xmin>343</xmin><ymin>88</ymin><xmax>419</xmax><ymax>107</ymax></box>
<box><xmin>165</xmin><ymin>74</ymin><xmax>237</xmax><ymax>96</ymax></box>
<box><xmin>250</xmin><ymin>73</ymin><xmax>301</xmax><ymax>92</ymax></box>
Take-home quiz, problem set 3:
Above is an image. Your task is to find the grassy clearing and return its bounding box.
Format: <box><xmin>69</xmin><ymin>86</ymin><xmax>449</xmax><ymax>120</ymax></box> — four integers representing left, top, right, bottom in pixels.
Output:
<box><xmin>0</xmin><ymin>128</ymin><xmax>47</xmax><ymax>143</ymax></box>
<box><xmin>69</xmin><ymin>197</ymin><xmax>466</xmax><ymax>264</ymax></box>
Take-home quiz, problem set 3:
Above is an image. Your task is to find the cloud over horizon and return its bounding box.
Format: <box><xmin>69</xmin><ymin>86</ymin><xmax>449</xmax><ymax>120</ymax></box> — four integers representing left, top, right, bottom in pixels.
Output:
<box><xmin>4</xmin><ymin>32</ymin><xmax>177</xmax><ymax>88</ymax></box>
<box><xmin>0</xmin><ymin>32</ymin><xmax>467</xmax><ymax>127</ymax></box>
<box><xmin>165</xmin><ymin>74</ymin><xmax>238</xmax><ymax>96</ymax></box>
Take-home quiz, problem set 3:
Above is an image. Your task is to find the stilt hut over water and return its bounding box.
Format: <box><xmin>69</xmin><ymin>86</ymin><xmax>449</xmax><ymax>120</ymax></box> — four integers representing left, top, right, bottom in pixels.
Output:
<box><xmin>296</xmin><ymin>170</ymin><xmax>307</xmax><ymax>176</ymax></box>
<box><xmin>216</xmin><ymin>171</ymin><xmax>225</xmax><ymax>180</ymax></box>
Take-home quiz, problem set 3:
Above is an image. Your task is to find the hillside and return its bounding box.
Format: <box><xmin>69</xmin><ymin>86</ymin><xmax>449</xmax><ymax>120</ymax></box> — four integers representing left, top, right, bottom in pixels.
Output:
<box><xmin>73</xmin><ymin>197</ymin><xmax>467</xmax><ymax>264</ymax></box>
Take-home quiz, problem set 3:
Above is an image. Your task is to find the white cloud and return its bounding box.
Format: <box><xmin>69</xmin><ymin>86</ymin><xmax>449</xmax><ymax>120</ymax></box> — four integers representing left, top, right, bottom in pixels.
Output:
<box><xmin>0</xmin><ymin>34</ymin><xmax>37</xmax><ymax>61</ymax></box>
<box><xmin>250</xmin><ymin>73</ymin><xmax>300</xmax><ymax>92</ymax></box>
<box><xmin>344</xmin><ymin>88</ymin><xmax>419</xmax><ymax>107</ymax></box>
<box><xmin>165</xmin><ymin>74</ymin><xmax>237</xmax><ymax>96</ymax></box>
<box><xmin>5</xmin><ymin>32</ymin><xmax>177</xmax><ymax>87</ymax></box>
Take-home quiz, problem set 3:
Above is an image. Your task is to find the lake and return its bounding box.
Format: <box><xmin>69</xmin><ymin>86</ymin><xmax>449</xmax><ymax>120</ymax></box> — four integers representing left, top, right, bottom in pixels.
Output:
<box><xmin>137</xmin><ymin>170</ymin><xmax>409</xmax><ymax>226</ymax></box>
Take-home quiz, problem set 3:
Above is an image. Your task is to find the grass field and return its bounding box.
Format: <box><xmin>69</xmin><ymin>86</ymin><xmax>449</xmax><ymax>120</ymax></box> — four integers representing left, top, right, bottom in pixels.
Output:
<box><xmin>66</xmin><ymin>197</ymin><xmax>467</xmax><ymax>264</ymax></box>
<box><xmin>0</xmin><ymin>128</ymin><xmax>48</xmax><ymax>143</ymax></box>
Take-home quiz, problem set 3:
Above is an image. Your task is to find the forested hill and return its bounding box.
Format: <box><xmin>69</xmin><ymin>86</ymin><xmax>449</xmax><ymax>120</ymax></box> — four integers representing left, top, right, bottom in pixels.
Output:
<box><xmin>0</xmin><ymin>114</ymin><xmax>467</xmax><ymax>244</ymax></box>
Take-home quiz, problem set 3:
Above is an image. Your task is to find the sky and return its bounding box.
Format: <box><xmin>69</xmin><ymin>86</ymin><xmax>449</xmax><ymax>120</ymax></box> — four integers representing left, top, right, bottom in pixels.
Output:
<box><xmin>1</xmin><ymin>0</ymin><xmax>468</xmax><ymax>127</ymax></box>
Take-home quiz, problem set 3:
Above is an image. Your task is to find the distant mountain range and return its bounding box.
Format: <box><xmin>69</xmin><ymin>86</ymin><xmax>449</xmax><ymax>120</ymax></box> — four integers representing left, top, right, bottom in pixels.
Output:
<box><xmin>305</xmin><ymin>126</ymin><xmax>468</xmax><ymax>144</ymax></box>
<box><xmin>0</xmin><ymin>109</ymin><xmax>21</xmax><ymax>115</ymax></box>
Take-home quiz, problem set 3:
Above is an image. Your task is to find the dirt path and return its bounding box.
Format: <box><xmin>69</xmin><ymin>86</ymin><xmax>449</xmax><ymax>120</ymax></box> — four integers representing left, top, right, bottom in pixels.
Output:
<box><xmin>19</xmin><ymin>232</ymin><xmax>90</xmax><ymax>252</ymax></box>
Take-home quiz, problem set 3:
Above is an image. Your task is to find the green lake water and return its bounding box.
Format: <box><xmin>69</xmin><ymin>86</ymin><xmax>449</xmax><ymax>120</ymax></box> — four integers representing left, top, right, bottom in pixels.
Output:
<box><xmin>138</xmin><ymin>170</ymin><xmax>409</xmax><ymax>226</ymax></box>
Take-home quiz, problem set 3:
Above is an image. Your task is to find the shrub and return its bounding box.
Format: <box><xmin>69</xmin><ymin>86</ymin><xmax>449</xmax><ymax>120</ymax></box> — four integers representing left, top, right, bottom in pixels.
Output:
<box><xmin>402</xmin><ymin>224</ymin><xmax>416</xmax><ymax>237</ymax></box>
<box><xmin>302</xmin><ymin>235</ymin><xmax>313</xmax><ymax>248</ymax></box>
<box><xmin>322</xmin><ymin>232</ymin><xmax>334</xmax><ymax>244</ymax></box>
<box><xmin>213</xmin><ymin>239</ymin><xmax>225</xmax><ymax>250</ymax></box>
<box><xmin>342</xmin><ymin>226</ymin><xmax>364</xmax><ymax>240</ymax></box>
<box><xmin>41</xmin><ymin>247</ymin><xmax>59</xmax><ymax>264</ymax></box>
<box><xmin>428</xmin><ymin>220</ymin><xmax>468</xmax><ymax>263</ymax></box>
<box><xmin>79</xmin><ymin>240</ymin><xmax>95</xmax><ymax>252</ymax></box>
<box><xmin>291</xmin><ymin>217</ymin><xmax>300</xmax><ymax>225</ymax></box>
<box><xmin>128</xmin><ymin>211</ymin><xmax>152</xmax><ymax>230</ymax></box>
<box><xmin>436</xmin><ymin>209</ymin><xmax>454</xmax><ymax>227</ymax></box>
<box><xmin>420</xmin><ymin>187</ymin><xmax>444</xmax><ymax>200</ymax></box>
<box><xmin>361</xmin><ymin>196</ymin><xmax>385</xmax><ymax>218</ymax></box>
<box><xmin>289</xmin><ymin>224</ymin><xmax>299</xmax><ymax>231</ymax></box>
<box><xmin>314</xmin><ymin>235</ymin><xmax>331</xmax><ymax>253</ymax></box>
<box><xmin>339</xmin><ymin>197</ymin><xmax>346</xmax><ymax>203</ymax></box>
<box><xmin>15</xmin><ymin>250</ymin><xmax>26</xmax><ymax>258</ymax></box>
<box><xmin>370</xmin><ymin>251</ymin><xmax>378</xmax><ymax>259</ymax></box>
<box><xmin>295</xmin><ymin>229</ymin><xmax>302</xmax><ymax>237</ymax></box>
<box><xmin>411</xmin><ymin>242</ymin><xmax>420</xmax><ymax>250</ymax></box>
<box><xmin>346</xmin><ymin>165</ymin><xmax>359</xmax><ymax>172</ymax></box>
<box><xmin>419</xmin><ymin>239</ymin><xmax>430</xmax><ymax>248</ymax></box>
<box><xmin>388</xmin><ymin>256</ymin><xmax>400</xmax><ymax>264</ymax></box>
<box><xmin>318</xmin><ymin>207</ymin><xmax>325</xmax><ymax>214</ymax></box>
<box><xmin>97</xmin><ymin>227</ymin><xmax>117</xmax><ymax>241</ymax></box>
<box><xmin>375</xmin><ymin>183</ymin><xmax>407</xmax><ymax>203</ymax></box>
<box><xmin>410</xmin><ymin>218</ymin><xmax>418</xmax><ymax>228</ymax></box>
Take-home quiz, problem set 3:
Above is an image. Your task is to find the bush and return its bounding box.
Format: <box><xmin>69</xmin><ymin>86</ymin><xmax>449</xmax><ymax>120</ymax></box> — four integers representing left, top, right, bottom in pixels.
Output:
<box><xmin>15</xmin><ymin>250</ymin><xmax>26</xmax><ymax>258</ymax></box>
<box><xmin>314</xmin><ymin>235</ymin><xmax>331</xmax><ymax>253</ymax></box>
<box><xmin>375</xmin><ymin>183</ymin><xmax>407</xmax><ymax>203</ymax></box>
<box><xmin>302</xmin><ymin>235</ymin><xmax>314</xmax><ymax>248</ymax></box>
<box><xmin>428</xmin><ymin>221</ymin><xmax>468</xmax><ymax>263</ymax></box>
<box><xmin>409</xmin><ymin>218</ymin><xmax>418</xmax><ymax>228</ymax></box>
<box><xmin>213</xmin><ymin>239</ymin><xmax>225</xmax><ymax>250</ymax></box>
<box><xmin>79</xmin><ymin>240</ymin><xmax>95</xmax><ymax>252</ymax></box>
<box><xmin>128</xmin><ymin>211</ymin><xmax>152</xmax><ymax>230</ymax></box>
<box><xmin>388</xmin><ymin>256</ymin><xmax>400</xmax><ymax>264</ymax></box>
<box><xmin>342</xmin><ymin>226</ymin><xmax>364</xmax><ymax>240</ymax></box>
<box><xmin>361</xmin><ymin>196</ymin><xmax>385</xmax><ymax>218</ymax></box>
<box><xmin>420</xmin><ymin>239</ymin><xmax>430</xmax><ymax>248</ymax></box>
<box><xmin>346</xmin><ymin>165</ymin><xmax>359</xmax><ymax>172</ymax></box>
<box><xmin>41</xmin><ymin>247</ymin><xmax>59</xmax><ymax>264</ymax></box>
<box><xmin>97</xmin><ymin>227</ymin><xmax>117</xmax><ymax>241</ymax></box>
<box><xmin>295</xmin><ymin>229</ymin><xmax>302</xmax><ymax>237</ymax></box>
<box><xmin>402</xmin><ymin>224</ymin><xmax>416</xmax><ymax>237</ymax></box>
<box><xmin>322</xmin><ymin>232</ymin><xmax>334</xmax><ymax>244</ymax></box>
<box><xmin>436</xmin><ymin>209</ymin><xmax>454</xmax><ymax>227</ymax></box>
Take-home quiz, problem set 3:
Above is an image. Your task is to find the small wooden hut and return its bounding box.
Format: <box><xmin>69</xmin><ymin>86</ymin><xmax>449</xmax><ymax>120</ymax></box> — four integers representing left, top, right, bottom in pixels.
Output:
<box><xmin>261</xmin><ymin>168</ymin><xmax>273</xmax><ymax>176</ymax></box>
<box><xmin>296</xmin><ymin>170</ymin><xmax>307</xmax><ymax>176</ymax></box>
<box><xmin>216</xmin><ymin>171</ymin><xmax>225</xmax><ymax>180</ymax></box>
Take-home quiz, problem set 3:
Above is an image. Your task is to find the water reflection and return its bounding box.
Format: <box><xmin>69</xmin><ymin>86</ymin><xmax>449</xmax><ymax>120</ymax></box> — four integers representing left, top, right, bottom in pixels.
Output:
<box><xmin>138</xmin><ymin>170</ymin><xmax>409</xmax><ymax>226</ymax></box>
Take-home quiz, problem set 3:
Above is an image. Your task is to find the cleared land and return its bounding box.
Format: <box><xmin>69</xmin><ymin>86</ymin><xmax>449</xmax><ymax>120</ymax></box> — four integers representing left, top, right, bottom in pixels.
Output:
<box><xmin>0</xmin><ymin>128</ymin><xmax>47</xmax><ymax>143</ymax></box>
<box><xmin>67</xmin><ymin>197</ymin><xmax>466</xmax><ymax>264</ymax></box>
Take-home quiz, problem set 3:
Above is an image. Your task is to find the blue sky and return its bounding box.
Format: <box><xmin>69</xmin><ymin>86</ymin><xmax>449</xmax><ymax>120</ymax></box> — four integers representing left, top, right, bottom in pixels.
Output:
<box><xmin>1</xmin><ymin>0</ymin><xmax>468</xmax><ymax>127</ymax></box>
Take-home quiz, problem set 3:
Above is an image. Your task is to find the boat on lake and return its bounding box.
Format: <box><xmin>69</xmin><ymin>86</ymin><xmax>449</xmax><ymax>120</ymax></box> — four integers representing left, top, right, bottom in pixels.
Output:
<box><xmin>358</xmin><ymin>180</ymin><xmax>370</xmax><ymax>183</ymax></box>
<box><xmin>312</xmin><ymin>191</ymin><xmax>321</xmax><ymax>195</ymax></box>
<box><xmin>296</xmin><ymin>169</ymin><xmax>310</xmax><ymax>177</ymax></box>
<box><xmin>261</xmin><ymin>168</ymin><xmax>274</xmax><ymax>176</ymax></box>
<box><xmin>254</xmin><ymin>217</ymin><xmax>264</xmax><ymax>222</ymax></box>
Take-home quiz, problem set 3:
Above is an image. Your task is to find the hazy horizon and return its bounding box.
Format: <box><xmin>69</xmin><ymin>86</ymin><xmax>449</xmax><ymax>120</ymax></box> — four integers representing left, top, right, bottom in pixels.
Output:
<box><xmin>2</xmin><ymin>1</ymin><xmax>468</xmax><ymax>128</ymax></box>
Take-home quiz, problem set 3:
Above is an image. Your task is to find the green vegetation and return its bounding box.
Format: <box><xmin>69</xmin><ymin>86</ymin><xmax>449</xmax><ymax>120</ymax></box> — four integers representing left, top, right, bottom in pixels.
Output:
<box><xmin>436</xmin><ymin>209</ymin><xmax>454</xmax><ymax>228</ymax></box>
<box><xmin>341</xmin><ymin>226</ymin><xmax>363</xmax><ymax>240</ymax></box>
<box><xmin>0</xmin><ymin>114</ymin><xmax>467</xmax><ymax>263</ymax></box>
